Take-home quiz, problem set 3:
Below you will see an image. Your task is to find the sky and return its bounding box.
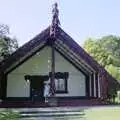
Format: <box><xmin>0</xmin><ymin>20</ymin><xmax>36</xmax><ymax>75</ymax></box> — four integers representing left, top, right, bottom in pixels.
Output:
<box><xmin>0</xmin><ymin>0</ymin><xmax>120</xmax><ymax>46</ymax></box>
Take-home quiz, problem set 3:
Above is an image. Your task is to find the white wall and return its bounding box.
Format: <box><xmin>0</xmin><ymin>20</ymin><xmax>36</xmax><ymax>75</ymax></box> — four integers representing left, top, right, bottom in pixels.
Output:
<box><xmin>7</xmin><ymin>47</ymin><xmax>51</xmax><ymax>97</ymax></box>
<box><xmin>7</xmin><ymin>75</ymin><xmax>30</xmax><ymax>97</ymax></box>
<box><xmin>55</xmin><ymin>50</ymin><xmax>86</xmax><ymax>96</ymax></box>
<box><xmin>7</xmin><ymin>46</ymin><xmax>86</xmax><ymax>97</ymax></box>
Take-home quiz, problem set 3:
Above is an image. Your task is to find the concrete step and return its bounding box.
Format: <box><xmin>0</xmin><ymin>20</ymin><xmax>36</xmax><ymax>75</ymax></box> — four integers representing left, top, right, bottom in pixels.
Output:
<box><xmin>13</xmin><ymin>107</ymin><xmax>85</xmax><ymax>119</ymax></box>
<box><xmin>20</xmin><ymin>111</ymin><xmax>84</xmax><ymax>118</ymax></box>
<box><xmin>21</xmin><ymin>116</ymin><xmax>84</xmax><ymax>120</ymax></box>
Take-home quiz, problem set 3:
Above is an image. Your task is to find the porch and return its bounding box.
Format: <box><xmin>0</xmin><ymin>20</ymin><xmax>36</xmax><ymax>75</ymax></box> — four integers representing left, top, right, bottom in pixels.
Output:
<box><xmin>0</xmin><ymin>98</ymin><xmax>103</xmax><ymax>108</ymax></box>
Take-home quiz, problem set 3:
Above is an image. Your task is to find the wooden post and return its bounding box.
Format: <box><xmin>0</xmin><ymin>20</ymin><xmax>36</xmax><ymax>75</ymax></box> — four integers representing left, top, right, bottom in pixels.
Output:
<box><xmin>48</xmin><ymin>38</ymin><xmax>58</xmax><ymax>106</ymax></box>
<box><xmin>50</xmin><ymin>38</ymin><xmax>55</xmax><ymax>96</ymax></box>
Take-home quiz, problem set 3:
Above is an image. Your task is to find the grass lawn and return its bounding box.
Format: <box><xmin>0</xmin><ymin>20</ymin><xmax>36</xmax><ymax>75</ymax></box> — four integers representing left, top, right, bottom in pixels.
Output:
<box><xmin>54</xmin><ymin>106</ymin><xmax>120</xmax><ymax>120</ymax></box>
<box><xmin>84</xmin><ymin>106</ymin><xmax>120</xmax><ymax>120</ymax></box>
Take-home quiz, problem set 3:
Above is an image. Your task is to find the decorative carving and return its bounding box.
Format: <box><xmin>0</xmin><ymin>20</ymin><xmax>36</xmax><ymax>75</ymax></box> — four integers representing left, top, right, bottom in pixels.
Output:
<box><xmin>50</xmin><ymin>2</ymin><xmax>60</xmax><ymax>37</ymax></box>
<box><xmin>0</xmin><ymin>24</ymin><xmax>9</xmax><ymax>37</ymax></box>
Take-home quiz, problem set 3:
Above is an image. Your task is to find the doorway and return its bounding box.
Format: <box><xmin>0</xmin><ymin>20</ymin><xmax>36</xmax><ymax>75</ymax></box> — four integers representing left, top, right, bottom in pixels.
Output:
<box><xmin>30</xmin><ymin>75</ymin><xmax>48</xmax><ymax>101</ymax></box>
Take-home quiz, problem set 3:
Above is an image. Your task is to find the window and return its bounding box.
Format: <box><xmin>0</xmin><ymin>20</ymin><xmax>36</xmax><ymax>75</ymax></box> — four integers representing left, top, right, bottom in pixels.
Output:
<box><xmin>53</xmin><ymin>72</ymin><xmax>69</xmax><ymax>93</ymax></box>
<box><xmin>55</xmin><ymin>78</ymin><xmax>65</xmax><ymax>91</ymax></box>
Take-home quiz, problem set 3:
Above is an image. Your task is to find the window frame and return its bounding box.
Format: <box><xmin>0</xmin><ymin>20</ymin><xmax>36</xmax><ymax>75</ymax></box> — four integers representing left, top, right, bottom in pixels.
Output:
<box><xmin>49</xmin><ymin>72</ymin><xmax>69</xmax><ymax>94</ymax></box>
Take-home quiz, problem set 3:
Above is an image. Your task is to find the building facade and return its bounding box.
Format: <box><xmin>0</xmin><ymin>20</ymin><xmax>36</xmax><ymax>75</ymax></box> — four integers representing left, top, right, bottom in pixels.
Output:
<box><xmin>0</xmin><ymin>3</ymin><xmax>119</xmax><ymax>107</ymax></box>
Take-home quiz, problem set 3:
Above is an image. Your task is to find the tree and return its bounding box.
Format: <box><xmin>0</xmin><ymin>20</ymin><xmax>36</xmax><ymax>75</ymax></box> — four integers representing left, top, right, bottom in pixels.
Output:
<box><xmin>0</xmin><ymin>36</ymin><xmax>18</xmax><ymax>61</ymax></box>
<box><xmin>0</xmin><ymin>24</ymin><xmax>19</xmax><ymax>61</ymax></box>
<box><xmin>83</xmin><ymin>35</ymin><xmax>120</xmax><ymax>80</ymax></box>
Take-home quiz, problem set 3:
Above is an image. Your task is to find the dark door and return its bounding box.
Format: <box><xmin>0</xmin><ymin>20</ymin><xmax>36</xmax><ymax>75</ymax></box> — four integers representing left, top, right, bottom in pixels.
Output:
<box><xmin>31</xmin><ymin>79</ymin><xmax>44</xmax><ymax>101</ymax></box>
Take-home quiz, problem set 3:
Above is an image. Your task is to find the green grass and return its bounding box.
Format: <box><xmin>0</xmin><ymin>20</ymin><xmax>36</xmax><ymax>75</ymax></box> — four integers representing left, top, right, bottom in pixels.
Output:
<box><xmin>0</xmin><ymin>109</ymin><xmax>20</xmax><ymax>120</ymax></box>
<box><xmin>54</xmin><ymin>106</ymin><xmax>120</xmax><ymax>120</ymax></box>
<box><xmin>84</xmin><ymin>106</ymin><xmax>120</xmax><ymax>120</ymax></box>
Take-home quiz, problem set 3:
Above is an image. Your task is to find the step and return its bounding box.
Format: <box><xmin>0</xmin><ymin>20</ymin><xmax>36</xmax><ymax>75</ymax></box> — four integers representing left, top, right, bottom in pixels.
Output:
<box><xmin>20</xmin><ymin>111</ymin><xmax>84</xmax><ymax>117</ymax></box>
<box><xmin>13</xmin><ymin>107</ymin><xmax>86</xmax><ymax>119</ymax></box>
<box><xmin>21</xmin><ymin>116</ymin><xmax>84</xmax><ymax>120</ymax></box>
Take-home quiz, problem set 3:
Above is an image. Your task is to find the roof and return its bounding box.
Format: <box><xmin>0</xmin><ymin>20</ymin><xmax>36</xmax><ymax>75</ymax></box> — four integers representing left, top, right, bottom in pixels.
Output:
<box><xmin>0</xmin><ymin>26</ymin><xmax>120</xmax><ymax>89</ymax></box>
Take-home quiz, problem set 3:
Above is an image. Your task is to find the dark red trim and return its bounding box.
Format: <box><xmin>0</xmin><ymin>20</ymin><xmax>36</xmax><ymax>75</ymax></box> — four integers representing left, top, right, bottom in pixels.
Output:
<box><xmin>91</xmin><ymin>73</ymin><xmax>94</xmax><ymax>97</ymax></box>
<box><xmin>95</xmin><ymin>73</ymin><xmax>98</xmax><ymax>98</ymax></box>
<box><xmin>50</xmin><ymin>38</ymin><xmax>56</xmax><ymax>95</ymax></box>
<box><xmin>1</xmin><ymin>75</ymin><xmax>7</xmax><ymax>99</ymax></box>
<box><xmin>0</xmin><ymin>98</ymin><xmax>103</xmax><ymax>108</ymax></box>
<box><xmin>55</xmin><ymin>91</ymin><xmax>68</xmax><ymax>94</ymax></box>
<box><xmin>5</xmin><ymin>96</ymin><xmax>94</xmax><ymax>101</ymax></box>
<box><xmin>5</xmin><ymin>97</ymin><xmax>30</xmax><ymax>101</ymax></box>
<box><xmin>0</xmin><ymin>76</ymin><xmax>2</xmax><ymax>99</ymax></box>
<box><xmin>85</xmin><ymin>75</ymin><xmax>90</xmax><ymax>97</ymax></box>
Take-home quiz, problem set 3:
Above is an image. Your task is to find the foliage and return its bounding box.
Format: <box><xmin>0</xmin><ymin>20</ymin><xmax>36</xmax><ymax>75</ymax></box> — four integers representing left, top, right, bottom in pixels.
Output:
<box><xmin>0</xmin><ymin>36</ymin><xmax>18</xmax><ymax>60</ymax></box>
<box><xmin>0</xmin><ymin>109</ymin><xmax>20</xmax><ymax>120</ymax></box>
<box><xmin>83</xmin><ymin>35</ymin><xmax>120</xmax><ymax>80</ymax></box>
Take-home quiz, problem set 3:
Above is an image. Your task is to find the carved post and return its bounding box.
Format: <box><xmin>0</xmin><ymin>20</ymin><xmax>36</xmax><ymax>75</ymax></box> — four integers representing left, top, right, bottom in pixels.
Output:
<box><xmin>49</xmin><ymin>2</ymin><xmax>60</xmax><ymax>97</ymax></box>
<box><xmin>50</xmin><ymin>38</ymin><xmax>55</xmax><ymax>96</ymax></box>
